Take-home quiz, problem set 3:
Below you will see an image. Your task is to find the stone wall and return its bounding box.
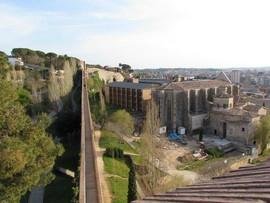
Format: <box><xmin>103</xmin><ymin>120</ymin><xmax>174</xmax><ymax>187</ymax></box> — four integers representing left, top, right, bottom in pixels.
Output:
<box><xmin>208</xmin><ymin>112</ymin><xmax>259</xmax><ymax>144</ymax></box>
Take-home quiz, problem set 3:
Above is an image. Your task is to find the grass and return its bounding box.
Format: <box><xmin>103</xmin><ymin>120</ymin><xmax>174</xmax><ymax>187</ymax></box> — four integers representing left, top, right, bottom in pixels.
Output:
<box><xmin>107</xmin><ymin>176</ymin><xmax>128</xmax><ymax>203</ymax></box>
<box><xmin>103</xmin><ymin>156</ymin><xmax>130</xmax><ymax>203</ymax></box>
<box><xmin>103</xmin><ymin>156</ymin><xmax>129</xmax><ymax>178</ymax></box>
<box><xmin>177</xmin><ymin>156</ymin><xmax>223</xmax><ymax>171</ymax></box>
<box><xmin>99</xmin><ymin>130</ymin><xmax>136</xmax><ymax>153</ymax></box>
<box><xmin>131</xmin><ymin>155</ymin><xmax>143</xmax><ymax>165</ymax></box>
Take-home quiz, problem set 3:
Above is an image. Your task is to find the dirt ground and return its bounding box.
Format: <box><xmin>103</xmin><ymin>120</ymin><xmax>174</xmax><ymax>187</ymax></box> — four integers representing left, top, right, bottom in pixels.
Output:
<box><xmin>154</xmin><ymin>135</ymin><xmax>200</xmax><ymax>184</ymax></box>
<box><xmin>94</xmin><ymin>130</ymin><xmax>112</xmax><ymax>203</ymax></box>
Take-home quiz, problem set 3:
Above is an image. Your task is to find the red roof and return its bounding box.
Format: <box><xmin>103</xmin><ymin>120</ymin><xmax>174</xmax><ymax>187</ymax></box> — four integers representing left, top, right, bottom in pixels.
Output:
<box><xmin>134</xmin><ymin>159</ymin><xmax>270</xmax><ymax>203</ymax></box>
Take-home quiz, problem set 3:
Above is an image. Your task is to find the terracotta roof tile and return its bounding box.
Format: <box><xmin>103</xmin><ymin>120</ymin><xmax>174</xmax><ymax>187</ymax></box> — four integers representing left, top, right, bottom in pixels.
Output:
<box><xmin>134</xmin><ymin>159</ymin><xmax>270</xmax><ymax>203</ymax></box>
<box><xmin>162</xmin><ymin>80</ymin><xmax>231</xmax><ymax>91</ymax></box>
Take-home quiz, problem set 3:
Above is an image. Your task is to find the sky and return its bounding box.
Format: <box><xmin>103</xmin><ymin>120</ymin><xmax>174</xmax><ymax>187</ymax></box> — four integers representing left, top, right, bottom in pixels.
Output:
<box><xmin>1</xmin><ymin>0</ymin><xmax>270</xmax><ymax>69</ymax></box>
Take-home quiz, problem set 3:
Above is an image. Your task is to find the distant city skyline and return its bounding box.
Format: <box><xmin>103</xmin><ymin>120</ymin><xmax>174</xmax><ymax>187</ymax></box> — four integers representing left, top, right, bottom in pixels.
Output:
<box><xmin>1</xmin><ymin>0</ymin><xmax>270</xmax><ymax>69</ymax></box>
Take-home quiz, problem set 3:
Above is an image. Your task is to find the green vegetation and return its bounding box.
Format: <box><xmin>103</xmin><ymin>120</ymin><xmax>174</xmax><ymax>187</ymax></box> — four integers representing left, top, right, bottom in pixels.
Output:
<box><xmin>107</xmin><ymin>176</ymin><xmax>128</xmax><ymax>203</ymax></box>
<box><xmin>0</xmin><ymin>48</ymin><xmax>81</xmax><ymax>202</ymax></box>
<box><xmin>255</xmin><ymin>115</ymin><xmax>270</xmax><ymax>154</ymax></box>
<box><xmin>17</xmin><ymin>87</ymin><xmax>32</xmax><ymax>107</ymax></box>
<box><xmin>131</xmin><ymin>155</ymin><xmax>143</xmax><ymax>165</ymax></box>
<box><xmin>103</xmin><ymin>157</ymin><xmax>129</xmax><ymax>178</ymax></box>
<box><xmin>44</xmin><ymin>71</ymin><xmax>82</xmax><ymax>203</ymax></box>
<box><xmin>206</xmin><ymin>147</ymin><xmax>224</xmax><ymax>158</ymax></box>
<box><xmin>104</xmin><ymin>148</ymin><xmax>124</xmax><ymax>159</ymax></box>
<box><xmin>0</xmin><ymin>79</ymin><xmax>63</xmax><ymax>202</ymax></box>
<box><xmin>87</xmin><ymin>71</ymin><xmax>106</xmax><ymax>124</ymax></box>
<box><xmin>11</xmin><ymin>48</ymin><xmax>79</xmax><ymax>69</ymax></box>
<box><xmin>127</xmin><ymin>163</ymin><xmax>137</xmax><ymax>203</ymax></box>
<box><xmin>103</xmin><ymin>156</ymin><xmax>130</xmax><ymax>203</ymax></box>
<box><xmin>86</xmin><ymin>72</ymin><xmax>138</xmax><ymax>202</ymax></box>
<box><xmin>109</xmin><ymin>110</ymin><xmax>134</xmax><ymax>134</ymax></box>
<box><xmin>99</xmin><ymin>130</ymin><xmax>135</xmax><ymax>153</ymax></box>
<box><xmin>87</xmin><ymin>71</ymin><xmax>104</xmax><ymax>94</ymax></box>
<box><xmin>178</xmin><ymin>157</ymin><xmax>221</xmax><ymax>171</ymax></box>
<box><xmin>0</xmin><ymin>53</ymin><xmax>10</xmax><ymax>79</ymax></box>
<box><xmin>177</xmin><ymin>159</ymin><xmax>210</xmax><ymax>171</ymax></box>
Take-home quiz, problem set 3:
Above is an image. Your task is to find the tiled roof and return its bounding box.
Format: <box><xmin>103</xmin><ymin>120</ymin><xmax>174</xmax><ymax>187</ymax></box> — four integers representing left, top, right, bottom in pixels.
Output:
<box><xmin>211</xmin><ymin>108</ymin><xmax>259</xmax><ymax>119</ymax></box>
<box><xmin>134</xmin><ymin>159</ymin><xmax>270</xmax><ymax>203</ymax></box>
<box><xmin>162</xmin><ymin>80</ymin><xmax>231</xmax><ymax>91</ymax></box>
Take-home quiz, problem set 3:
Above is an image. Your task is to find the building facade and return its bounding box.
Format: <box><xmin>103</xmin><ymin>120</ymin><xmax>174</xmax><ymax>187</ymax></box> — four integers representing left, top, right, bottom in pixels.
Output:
<box><xmin>208</xmin><ymin>98</ymin><xmax>267</xmax><ymax>145</ymax></box>
<box><xmin>105</xmin><ymin>82</ymin><xmax>155</xmax><ymax>112</ymax></box>
<box><xmin>8</xmin><ymin>56</ymin><xmax>24</xmax><ymax>66</ymax></box>
<box><xmin>230</xmin><ymin>70</ymin><xmax>241</xmax><ymax>84</ymax></box>
<box><xmin>155</xmin><ymin>78</ymin><xmax>239</xmax><ymax>134</ymax></box>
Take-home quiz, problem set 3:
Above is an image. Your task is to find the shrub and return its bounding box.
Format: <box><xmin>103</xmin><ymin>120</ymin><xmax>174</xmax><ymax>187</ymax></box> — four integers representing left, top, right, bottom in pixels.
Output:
<box><xmin>127</xmin><ymin>164</ymin><xmax>137</xmax><ymax>203</ymax></box>
<box><xmin>109</xmin><ymin>110</ymin><xmax>134</xmax><ymax>134</ymax></box>
<box><xmin>206</xmin><ymin>147</ymin><xmax>224</xmax><ymax>158</ymax></box>
<box><xmin>104</xmin><ymin>148</ymin><xmax>124</xmax><ymax>159</ymax></box>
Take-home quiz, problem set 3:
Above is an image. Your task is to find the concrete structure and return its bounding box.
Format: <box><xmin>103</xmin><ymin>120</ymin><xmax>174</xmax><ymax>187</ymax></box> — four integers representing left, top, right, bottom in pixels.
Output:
<box><xmin>230</xmin><ymin>70</ymin><xmax>241</xmax><ymax>84</ymax></box>
<box><xmin>155</xmin><ymin>76</ymin><xmax>239</xmax><ymax>133</ymax></box>
<box><xmin>105</xmin><ymin>82</ymin><xmax>156</xmax><ymax>112</ymax></box>
<box><xmin>8</xmin><ymin>56</ymin><xmax>24</xmax><ymax>66</ymax></box>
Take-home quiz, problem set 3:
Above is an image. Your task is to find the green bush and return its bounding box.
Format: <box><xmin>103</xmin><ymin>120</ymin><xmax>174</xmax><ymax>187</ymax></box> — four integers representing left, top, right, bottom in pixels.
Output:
<box><xmin>109</xmin><ymin>110</ymin><xmax>134</xmax><ymax>134</ymax></box>
<box><xmin>127</xmin><ymin>164</ymin><xmax>137</xmax><ymax>203</ymax></box>
<box><xmin>104</xmin><ymin>148</ymin><xmax>124</xmax><ymax>159</ymax></box>
<box><xmin>206</xmin><ymin>147</ymin><xmax>224</xmax><ymax>158</ymax></box>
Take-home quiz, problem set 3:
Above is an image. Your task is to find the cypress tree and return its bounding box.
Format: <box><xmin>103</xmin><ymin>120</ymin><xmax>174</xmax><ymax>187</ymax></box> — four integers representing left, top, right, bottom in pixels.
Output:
<box><xmin>127</xmin><ymin>163</ymin><xmax>137</xmax><ymax>203</ymax></box>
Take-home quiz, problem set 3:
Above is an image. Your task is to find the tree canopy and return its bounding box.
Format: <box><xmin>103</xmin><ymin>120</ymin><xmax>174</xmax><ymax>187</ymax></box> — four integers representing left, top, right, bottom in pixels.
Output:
<box><xmin>119</xmin><ymin>63</ymin><xmax>132</xmax><ymax>73</ymax></box>
<box><xmin>255</xmin><ymin>115</ymin><xmax>270</xmax><ymax>154</ymax></box>
<box><xmin>109</xmin><ymin>110</ymin><xmax>134</xmax><ymax>134</ymax></box>
<box><xmin>0</xmin><ymin>53</ymin><xmax>10</xmax><ymax>79</ymax></box>
<box><xmin>0</xmin><ymin>79</ymin><xmax>63</xmax><ymax>202</ymax></box>
<box><xmin>11</xmin><ymin>48</ymin><xmax>80</xmax><ymax>69</ymax></box>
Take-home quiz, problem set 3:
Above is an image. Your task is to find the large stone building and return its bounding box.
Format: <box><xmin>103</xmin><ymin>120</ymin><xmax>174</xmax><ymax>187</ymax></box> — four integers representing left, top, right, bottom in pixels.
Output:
<box><xmin>105</xmin><ymin>81</ymin><xmax>156</xmax><ymax>112</ymax></box>
<box><xmin>155</xmin><ymin>72</ymin><xmax>239</xmax><ymax>134</ymax></box>
<box><xmin>208</xmin><ymin>95</ymin><xmax>267</xmax><ymax>145</ymax></box>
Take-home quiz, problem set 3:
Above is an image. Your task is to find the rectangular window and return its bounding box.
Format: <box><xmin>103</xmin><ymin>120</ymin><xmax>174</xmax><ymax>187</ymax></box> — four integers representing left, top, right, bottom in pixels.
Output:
<box><xmin>242</xmin><ymin>128</ymin><xmax>245</xmax><ymax>132</ymax></box>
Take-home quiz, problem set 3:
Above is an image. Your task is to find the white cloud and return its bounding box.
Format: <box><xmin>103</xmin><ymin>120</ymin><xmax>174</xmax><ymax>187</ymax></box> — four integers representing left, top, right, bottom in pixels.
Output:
<box><xmin>1</xmin><ymin>0</ymin><xmax>270</xmax><ymax>68</ymax></box>
<box><xmin>0</xmin><ymin>4</ymin><xmax>38</xmax><ymax>35</ymax></box>
<box><xmin>80</xmin><ymin>0</ymin><xmax>270</xmax><ymax>68</ymax></box>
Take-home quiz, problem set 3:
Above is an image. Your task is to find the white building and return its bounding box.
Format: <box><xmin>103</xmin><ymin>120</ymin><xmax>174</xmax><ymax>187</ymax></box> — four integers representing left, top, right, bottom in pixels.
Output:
<box><xmin>230</xmin><ymin>70</ymin><xmax>241</xmax><ymax>84</ymax></box>
<box><xmin>8</xmin><ymin>56</ymin><xmax>24</xmax><ymax>66</ymax></box>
